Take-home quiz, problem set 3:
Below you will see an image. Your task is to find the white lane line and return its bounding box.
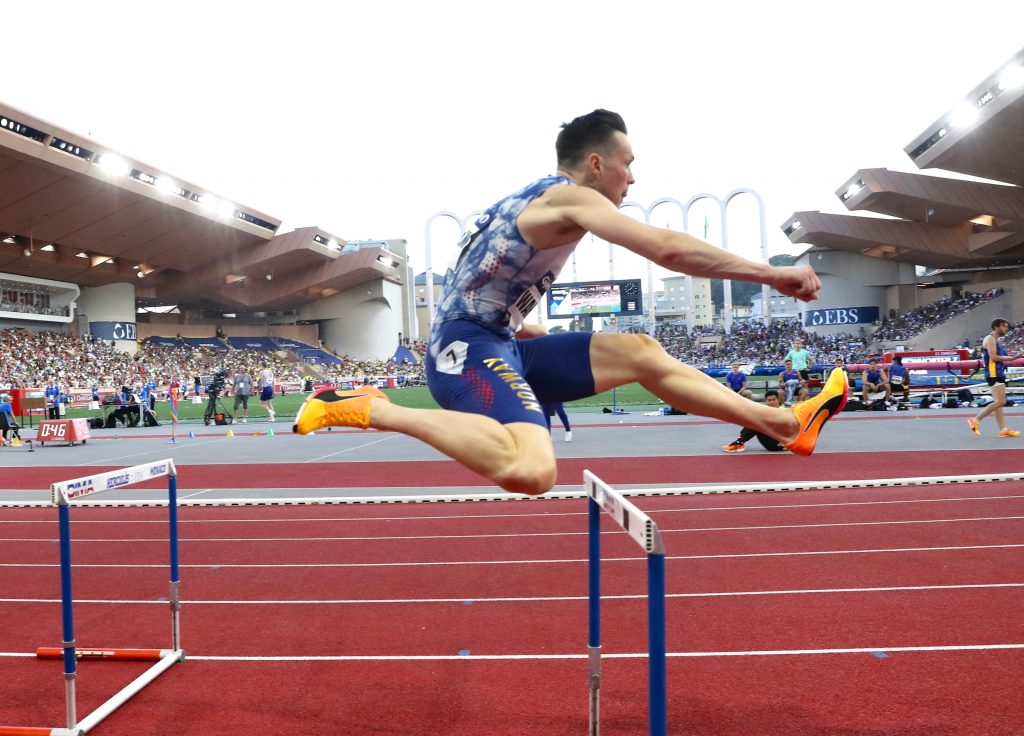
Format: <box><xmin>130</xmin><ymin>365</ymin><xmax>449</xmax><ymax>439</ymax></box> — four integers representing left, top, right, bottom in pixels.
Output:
<box><xmin>3</xmin><ymin>581</ymin><xmax>1023</xmax><ymax>605</ymax></box>
<box><xmin>4</xmin><ymin>492</ymin><xmax>1024</xmax><ymax>524</ymax></box>
<box><xmin>304</xmin><ymin>434</ymin><xmax>399</xmax><ymax>463</ymax></box>
<box><xmin>74</xmin><ymin>436</ymin><xmax>233</xmax><ymax>466</ymax></box>
<box><xmin>4</xmin><ymin>643</ymin><xmax>1024</xmax><ymax>661</ymax></box>
<box><xmin>4</xmin><ymin>513</ymin><xmax>1023</xmax><ymax>542</ymax></box>
<box><xmin>179</xmin><ymin>489</ymin><xmax>215</xmax><ymax>501</ymax></box>
<box><xmin>1</xmin><ymin>542</ymin><xmax>1023</xmax><ymax>568</ymax></box>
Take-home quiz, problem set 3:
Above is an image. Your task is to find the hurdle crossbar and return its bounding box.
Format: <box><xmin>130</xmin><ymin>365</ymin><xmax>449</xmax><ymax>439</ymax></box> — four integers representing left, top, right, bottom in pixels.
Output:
<box><xmin>7</xmin><ymin>470</ymin><xmax>1024</xmax><ymax>510</ymax></box>
<box><xmin>584</xmin><ymin>470</ymin><xmax>666</xmax><ymax>736</ymax></box>
<box><xmin>0</xmin><ymin>459</ymin><xmax>182</xmax><ymax>736</ymax></box>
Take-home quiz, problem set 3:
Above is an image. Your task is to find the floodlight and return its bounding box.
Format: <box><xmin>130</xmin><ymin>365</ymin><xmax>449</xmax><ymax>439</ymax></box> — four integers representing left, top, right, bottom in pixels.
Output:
<box><xmin>841</xmin><ymin>180</ymin><xmax>864</xmax><ymax>201</ymax></box>
<box><xmin>156</xmin><ymin>178</ymin><xmax>186</xmax><ymax>197</ymax></box>
<box><xmin>998</xmin><ymin>64</ymin><xmax>1024</xmax><ymax>91</ymax></box>
<box><xmin>96</xmin><ymin>153</ymin><xmax>131</xmax><ymax>176</ymax></box>
<box><xmin>39</xmin><ymin>243</ymin><xmax>55</xmax><ymax>252</ymax></box>
<box><xmin>215</xmin><ymin>200</ymin><xmax>236</xmax><ymax>220</ymax></box>
<box><xmin>948</xmin><ymin>101</ymin><xmax>980</xmax><ymax>130</ymax></box>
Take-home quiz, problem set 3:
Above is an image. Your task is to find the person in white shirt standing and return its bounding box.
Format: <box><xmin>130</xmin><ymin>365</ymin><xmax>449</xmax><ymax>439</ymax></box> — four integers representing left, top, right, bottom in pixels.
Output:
<box><xmin>259</xmin><ymin>364</ymin><xmax>276</xmax><ymax>421</ymax></box>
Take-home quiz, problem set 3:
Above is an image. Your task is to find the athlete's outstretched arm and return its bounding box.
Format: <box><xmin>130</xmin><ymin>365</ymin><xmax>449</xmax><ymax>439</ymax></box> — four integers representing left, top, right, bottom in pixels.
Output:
<box><xmin>555</xmin><ymin>187</ymin><xmax>821</xmax><ymax>301</ymax></box>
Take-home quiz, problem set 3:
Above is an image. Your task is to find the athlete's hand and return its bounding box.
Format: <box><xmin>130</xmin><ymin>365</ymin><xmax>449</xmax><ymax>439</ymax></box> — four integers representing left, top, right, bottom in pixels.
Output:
<box><xmin>769</xmin><ymin>266</ymin><xmax>821</xmax><ymax>301</ymax></box>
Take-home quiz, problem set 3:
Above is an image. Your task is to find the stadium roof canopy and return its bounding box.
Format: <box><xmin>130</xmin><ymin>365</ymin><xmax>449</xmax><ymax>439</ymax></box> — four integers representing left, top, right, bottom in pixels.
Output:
<box><xmin>0</xmin><ymin>102</ymin><xmax>403</xmax><ymax>311</ymax></box>
<box><xmin>783</xmin><ymin>47</ymin><xmax>1024</xmax><ymax>270</ymax></box>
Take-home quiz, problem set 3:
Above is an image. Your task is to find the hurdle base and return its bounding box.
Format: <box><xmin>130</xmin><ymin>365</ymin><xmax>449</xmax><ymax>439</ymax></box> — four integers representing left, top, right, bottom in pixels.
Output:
<box><xmin>36</xmin><ymin>647</ymin><xmax>171</xmax><ymax>662</ymax></box>
<box><xmin>76</xmin><ymin>650</ymin><xmax>183</xmax><ymax>733</ymax></box>
<box><xmin>0</xmin><ymin>727</ymin><xmax>83</xmax><ymax>735</ymax></box>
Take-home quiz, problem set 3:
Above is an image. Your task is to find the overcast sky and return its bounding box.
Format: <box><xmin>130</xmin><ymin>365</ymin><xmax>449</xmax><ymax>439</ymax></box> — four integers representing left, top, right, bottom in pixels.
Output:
<box><xmin>5</xmin><ymin>1</ymin><xmax>1024</xmax><ymax>288</ymax></box>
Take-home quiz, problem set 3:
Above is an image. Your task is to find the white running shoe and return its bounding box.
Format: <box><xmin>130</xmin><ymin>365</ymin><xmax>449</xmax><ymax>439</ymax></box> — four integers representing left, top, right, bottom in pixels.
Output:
<box><xmin>564</xmin><ymin>431</ymin><xmax>572</xmax><ymax>442</ymax></box>
<box><xmin>241</xmin><ymin>418</ymin><xmax>247</xmax><ymax>423</ymax></box>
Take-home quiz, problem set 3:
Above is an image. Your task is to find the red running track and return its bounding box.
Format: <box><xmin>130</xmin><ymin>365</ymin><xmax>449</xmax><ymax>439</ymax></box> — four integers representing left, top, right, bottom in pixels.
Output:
<box><xmin>2</xmin><ymin>448</ymin><xmax>1024</xmax><ymax>489</ymax></box>
<box><xmin>2</xmin><ymin>463</ymin><xmax>1024</xmax><ymax>733</ymax></box>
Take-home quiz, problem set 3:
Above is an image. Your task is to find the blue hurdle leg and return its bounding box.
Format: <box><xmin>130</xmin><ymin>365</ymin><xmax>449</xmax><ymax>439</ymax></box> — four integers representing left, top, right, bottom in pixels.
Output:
<box><xmin>647</xmin><ymin>553</ymin><xmax>667</xmax><ymax>736</ymax></box>
<box><xmin>168</xmin><ymin>475</ymin><xmax>182</xmax><ymax>653</ymax></box>
<box><xmin>57</xmin><ymin>503</ymin><xmax>78</xmax><ymax>729</ymax></box>
<box><xmin>588</xmin><ymin>498</ymin><xmax>602</xmax><ymax>736</ymax></box>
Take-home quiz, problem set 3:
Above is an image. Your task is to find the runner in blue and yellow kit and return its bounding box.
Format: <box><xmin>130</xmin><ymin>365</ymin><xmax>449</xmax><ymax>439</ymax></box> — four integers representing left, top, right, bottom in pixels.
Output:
<box><xmin>969</xmin><ymin>318</ymin><xmax>1024</xmax><ymax>437</ymax></box>
<box><xmin>292</xmin><ymin>110</ymin><xmax>848</xmax><ymax>494</ymax></box>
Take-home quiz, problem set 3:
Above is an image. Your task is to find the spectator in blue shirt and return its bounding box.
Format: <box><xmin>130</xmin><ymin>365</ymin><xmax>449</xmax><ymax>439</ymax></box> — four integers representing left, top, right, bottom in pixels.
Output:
<box><xmin>0</xmin><ymin>393</ymin><xmax>19</xmax><ymax>445</ymax></box>
<box><xmin>44</xmin><ymin>378</ymin><xmax>61</xmax><ymax>419</ymax></box>
<box><xmin>725</xmin><ymin>363</ymin><xmax>754</xmax><ymax>400</ymax></box>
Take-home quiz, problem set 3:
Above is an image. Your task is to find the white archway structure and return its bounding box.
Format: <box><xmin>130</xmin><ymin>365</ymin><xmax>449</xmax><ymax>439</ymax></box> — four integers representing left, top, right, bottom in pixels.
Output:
<box><xmin>423</xmin><ymin>209</ymin><xmax>483</xmax><ymax>336</ymax></box>
<box><xmin>621</xmin><ymin>189</ymin><xmax>770</xmax><ymax>333</ymax></box>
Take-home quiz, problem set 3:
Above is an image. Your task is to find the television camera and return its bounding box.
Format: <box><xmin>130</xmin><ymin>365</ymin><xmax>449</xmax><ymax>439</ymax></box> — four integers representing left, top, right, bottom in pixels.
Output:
<box><xmin>202</xmin><ymin>368</ymin><xmax>233</xmax><ymax>425</ymax></box>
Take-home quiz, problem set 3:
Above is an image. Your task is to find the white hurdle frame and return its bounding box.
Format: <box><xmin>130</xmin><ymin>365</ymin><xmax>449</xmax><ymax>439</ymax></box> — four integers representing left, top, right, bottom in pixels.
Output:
<box><xmin>584</xmin><ymin>470</ymin><xmax>667</xmax><ymax>736</ymax></box>
<box><xmin>0</xmin><ymin>459</ymin><xmax>183</xmax><ymax>736</ymax></box>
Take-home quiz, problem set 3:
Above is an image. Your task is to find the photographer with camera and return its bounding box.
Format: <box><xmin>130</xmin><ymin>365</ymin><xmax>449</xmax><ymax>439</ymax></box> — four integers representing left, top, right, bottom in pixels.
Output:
<box><xmin>112</xmin><ymin>384</ymin><xmax>142</xmax><ymax>427</ymax></box>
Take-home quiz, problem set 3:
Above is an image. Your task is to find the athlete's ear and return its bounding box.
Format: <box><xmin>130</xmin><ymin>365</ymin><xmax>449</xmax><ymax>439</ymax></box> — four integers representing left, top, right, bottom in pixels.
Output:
<box><xmin>586</xmin><ymin>151</ymin><xmax>603</xmax><ymax>177</ymax></box>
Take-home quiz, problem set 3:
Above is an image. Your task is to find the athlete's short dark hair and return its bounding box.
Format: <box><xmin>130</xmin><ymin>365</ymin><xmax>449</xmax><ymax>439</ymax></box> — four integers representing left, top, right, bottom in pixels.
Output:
<box><xmin>992</xmin><ymin>318</ymin><xmax>1009</xmax><ymax>330</ymax></box>
<box><xmin>556</xmin><ymin>109</ymin><xmax>627</xmax><ymax>168</ymax></box>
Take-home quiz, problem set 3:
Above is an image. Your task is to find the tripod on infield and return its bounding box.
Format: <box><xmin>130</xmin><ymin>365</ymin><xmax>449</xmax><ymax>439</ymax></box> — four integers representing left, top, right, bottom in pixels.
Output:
<box><xmin>202</xmin><ymin>393</ymin><xmax>233</xmax><ymax>426</ymax></box>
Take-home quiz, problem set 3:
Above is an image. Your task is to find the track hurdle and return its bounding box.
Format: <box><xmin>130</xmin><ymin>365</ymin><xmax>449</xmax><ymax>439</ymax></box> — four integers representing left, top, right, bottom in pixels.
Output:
<box><xmin>0</xmin><ymin>459</ymin><xmax>183</xmax><ymax>736</ymax></box>
<box><xmin>584</xmin><ymin>470</ymin><xmax>666</xmax><ymax>736</ymax></box>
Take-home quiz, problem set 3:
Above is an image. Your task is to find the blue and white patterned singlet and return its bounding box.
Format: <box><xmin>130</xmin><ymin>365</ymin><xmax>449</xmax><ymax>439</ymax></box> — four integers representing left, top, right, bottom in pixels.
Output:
<box><xmin>431</xmin><ymin>175</ymin><xmax>579</xmax><ymax>347</ymax></box>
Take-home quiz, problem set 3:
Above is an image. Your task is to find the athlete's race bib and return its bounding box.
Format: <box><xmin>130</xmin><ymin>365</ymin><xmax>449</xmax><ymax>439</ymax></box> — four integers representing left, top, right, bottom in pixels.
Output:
<box><xmin>507</xmin><ymin>272</ymin><xmax>554</xmax><ymax>332</ymax></box>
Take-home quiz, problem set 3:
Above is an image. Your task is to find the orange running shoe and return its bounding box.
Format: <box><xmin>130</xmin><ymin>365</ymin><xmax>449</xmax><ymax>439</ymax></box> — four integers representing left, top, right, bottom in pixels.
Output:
<box><xmin>784</xmin><ymin>367</ymin><xmax>849</xmax><ymax>457</ymax></box>
<box><xmin>292</xmin><ymin>386</ymin><xmax>388</xmax><ymax>434</ymax></box>
<box><xmin>721</xmin><ymin>442</ymin><xmax>746</xmax><ymax>453</ymax></box>
<box><xmin>998</xmin><ymin>428</ymin><xmax>1020</xmax><ymax>437</ymax></box>
<box><xmin>968</xmin><ymin>418</ymin><xmax>981</xmax><ymax>436</ymax></box>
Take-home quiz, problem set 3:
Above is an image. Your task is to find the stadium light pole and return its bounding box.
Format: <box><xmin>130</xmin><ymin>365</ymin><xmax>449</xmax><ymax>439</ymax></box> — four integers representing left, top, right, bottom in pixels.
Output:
<box><xmin>423</xmin><ymin>210</ymin><xmax>482</xmax><ymax>338</ymax></box>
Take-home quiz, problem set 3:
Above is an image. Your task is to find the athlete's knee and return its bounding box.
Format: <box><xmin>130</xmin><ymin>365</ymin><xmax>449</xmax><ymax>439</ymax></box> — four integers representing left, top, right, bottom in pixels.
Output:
<box><xmin>493</xmin><ymin>458</ymin><xmax>557</xmax><ymax>496</ymax></box>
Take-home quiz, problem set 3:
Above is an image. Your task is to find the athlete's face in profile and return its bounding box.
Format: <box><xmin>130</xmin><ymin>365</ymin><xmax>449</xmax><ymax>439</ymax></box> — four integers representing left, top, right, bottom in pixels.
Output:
<box><xmin>594</xmin><ymin>131</ymin><xmax>635</xmax><ymax>205</ymax></box>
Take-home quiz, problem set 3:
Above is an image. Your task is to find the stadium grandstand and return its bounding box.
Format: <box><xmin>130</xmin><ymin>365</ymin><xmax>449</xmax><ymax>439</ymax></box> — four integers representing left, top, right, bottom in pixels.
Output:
<box><xmin>779</xmin><ymin>46</ymin><xmax>1024</xmax><ymax>348</ymax></box>
<box><xmin>0</xmin><ymin>98</ymin><xmax>422</xmax><ymax>401</ymax></box>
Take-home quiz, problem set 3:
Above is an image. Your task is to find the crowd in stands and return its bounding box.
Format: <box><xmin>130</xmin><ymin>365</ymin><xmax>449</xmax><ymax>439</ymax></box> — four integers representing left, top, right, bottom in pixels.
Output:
<box><xmin>871</xmin><ymin>289</ymin><xmax>1003</xmax><ymax>343</ymax></box>
<box><xmin>655</xmin><ymin>319</ymin><xmax>869</xmax><ymax>368</ymax></box>
<box><xmin>330</xmin><ymin>341</ymin><xmax>427</xmax><ymax>386</ymax></box>
<box><xmin>5</xmin><ymin>300</ymin><xmax>1023</xmax><ymax>401</ymax></box>
<box><xmin>0</xmin><ymin>330</ymin><xmax>307</xmax><ymax>393</ymax></box>
<box><xmin>0</xmin><ymin>299</ymin><xmax>69</xmax><ymax>317</ymax></box>
<box><xmin>0</xmin><ymin>328</ymin><xmax>431</xmax><ymax>397</ymax></box>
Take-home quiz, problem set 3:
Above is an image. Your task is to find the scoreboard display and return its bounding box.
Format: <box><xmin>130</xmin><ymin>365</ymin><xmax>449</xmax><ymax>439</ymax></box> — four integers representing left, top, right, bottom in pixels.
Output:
<box><xmin>546</xmin><ymin>279</ymin><xmax>643</xmax><ymax>319</ymax></box>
